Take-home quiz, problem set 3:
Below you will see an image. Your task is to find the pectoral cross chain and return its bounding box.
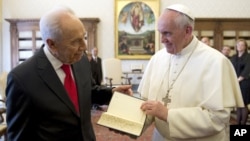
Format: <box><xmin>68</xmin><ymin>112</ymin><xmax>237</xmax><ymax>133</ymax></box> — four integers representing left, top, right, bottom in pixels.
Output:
<box><xmin>162</xmin><ymin>43</ymin><xmax>197</xmax><ymax>107</ymax></box>
<box><xmin>163</xmin><ymin>90</ymin><xmax>171</xmax><ymax>106</ymax></box>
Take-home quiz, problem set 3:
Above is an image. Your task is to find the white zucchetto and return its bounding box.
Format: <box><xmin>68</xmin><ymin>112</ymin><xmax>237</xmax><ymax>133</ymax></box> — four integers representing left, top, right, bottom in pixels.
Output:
<box><xmin>166</xmin><ymin>4</ymin><xmax>194</xmax><ymax>20</ymax></box>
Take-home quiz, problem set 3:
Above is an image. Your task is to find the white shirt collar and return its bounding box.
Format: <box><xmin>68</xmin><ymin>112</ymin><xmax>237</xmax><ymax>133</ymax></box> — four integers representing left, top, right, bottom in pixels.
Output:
<box><xmin>43</xmin><ymin>46</ymin><xmax>63</xmax><ymax>70</ymax></box>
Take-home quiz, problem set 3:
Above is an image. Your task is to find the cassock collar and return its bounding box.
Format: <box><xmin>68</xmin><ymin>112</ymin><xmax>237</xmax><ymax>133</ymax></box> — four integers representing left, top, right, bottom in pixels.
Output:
<box><xmin>174</xmin><ymin>36</ymin><xmax>198</xmax><ymax>57</ymax></box>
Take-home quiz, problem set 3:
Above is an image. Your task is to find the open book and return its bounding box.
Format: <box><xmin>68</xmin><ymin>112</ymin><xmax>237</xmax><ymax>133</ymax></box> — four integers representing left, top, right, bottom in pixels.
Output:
<box><xmin>97</xmin><ymin>91</ymin><xmax>146</xmax><ymax>137</ymax></box>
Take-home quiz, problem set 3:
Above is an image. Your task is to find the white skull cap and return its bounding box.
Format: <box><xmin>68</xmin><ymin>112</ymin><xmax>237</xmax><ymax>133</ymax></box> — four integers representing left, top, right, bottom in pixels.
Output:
<box><xmin>166</xmin><ymin>4</ymin><xmax>194</xmax><ymax>20</ymax></box>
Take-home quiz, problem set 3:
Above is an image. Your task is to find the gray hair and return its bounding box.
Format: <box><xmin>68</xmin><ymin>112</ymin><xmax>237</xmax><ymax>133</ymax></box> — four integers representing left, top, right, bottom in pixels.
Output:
<box><xmin>39</xmin><ymin>6</ymin><xmax>75</xmax><ymax>45</ymax></box>
<box><xmin>165</xmin><ymin>9</ymin><xmax>195</xmax><ymax>30</ymax></box>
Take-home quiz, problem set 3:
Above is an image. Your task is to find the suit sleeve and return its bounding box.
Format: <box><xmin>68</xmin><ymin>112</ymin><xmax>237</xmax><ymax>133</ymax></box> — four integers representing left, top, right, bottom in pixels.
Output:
<box><xmin>91</xmin><ymin>80</ymin><xmax>113</xmax><ymax>105</ymax></box>
<box><xmin>6</xmin><ymin>72</ymin><xmax>34</xmax><ymax>141</ymax></box>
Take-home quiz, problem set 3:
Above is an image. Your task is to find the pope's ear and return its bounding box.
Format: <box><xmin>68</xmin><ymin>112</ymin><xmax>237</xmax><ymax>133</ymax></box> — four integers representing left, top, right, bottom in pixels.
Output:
<box><xmin>185</xmin><ymin>26</ymin><xmax>192</xmax><ymax>34</ymax></box>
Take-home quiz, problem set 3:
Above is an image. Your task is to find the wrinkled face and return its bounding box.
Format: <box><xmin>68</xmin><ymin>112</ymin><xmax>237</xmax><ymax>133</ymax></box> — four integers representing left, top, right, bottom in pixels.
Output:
<box><xmin>157</xmin><ymin>10</ymin><xmax>192</xmax><ymax>54</ymax></box>
<box><xmin>48</xmin><ymin>17</ymin><xmax>87</xmax><ymax>64</ymax></box>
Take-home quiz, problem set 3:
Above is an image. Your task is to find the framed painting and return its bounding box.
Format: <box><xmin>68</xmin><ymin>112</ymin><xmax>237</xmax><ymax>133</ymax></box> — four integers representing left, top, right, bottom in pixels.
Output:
<box><xmin>115</xmin><ymin>0</ymin><xmax>160</xmax><ymax>59</ymax></box>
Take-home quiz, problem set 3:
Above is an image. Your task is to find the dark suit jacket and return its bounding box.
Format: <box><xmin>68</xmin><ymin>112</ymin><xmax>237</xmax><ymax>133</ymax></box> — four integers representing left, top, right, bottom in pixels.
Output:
<box><xmin>90</xmin><ymin>57</ymin><xmax>102</xmax><ymax>85</ymax></box>
<box><xmin>6</xmin><ymin>48</ymin><xmax>113</xmax><ymax>141</ymax></box>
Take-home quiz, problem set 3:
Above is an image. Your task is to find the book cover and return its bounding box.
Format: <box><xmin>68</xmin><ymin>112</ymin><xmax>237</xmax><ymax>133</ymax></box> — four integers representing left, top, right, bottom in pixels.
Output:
<box><xmin>97</xmin><ymin>91</ymin><xmax>146</xmax><ymax>137</ymax></box>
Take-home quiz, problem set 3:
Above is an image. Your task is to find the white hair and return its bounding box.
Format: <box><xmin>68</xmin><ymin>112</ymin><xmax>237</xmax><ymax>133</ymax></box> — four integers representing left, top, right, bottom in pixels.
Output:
<box><xmin>39</xmin><ymin>5</ymin><xmax>75</xmax><ymax>45</ymax></box>
<box><xmin>165</xmin><ymin>9</ymin><xmax>195</xmax><ymax>29</ymax></box>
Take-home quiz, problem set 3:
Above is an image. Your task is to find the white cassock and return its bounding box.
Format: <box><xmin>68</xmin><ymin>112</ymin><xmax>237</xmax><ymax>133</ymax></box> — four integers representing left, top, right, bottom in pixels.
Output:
<box><xmin>138</xmin><ymin>36</ymin><xmax>244</xmax><ymax>141</ymax></box>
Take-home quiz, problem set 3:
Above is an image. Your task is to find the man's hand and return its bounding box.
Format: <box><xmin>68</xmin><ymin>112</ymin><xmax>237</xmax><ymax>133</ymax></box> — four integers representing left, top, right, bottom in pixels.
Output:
<box><xmin>238</xmin><ymin>76</ymin><xmax>244</xmax><ymax>82</ymax></box>
<box><xmin>112</xmin><ymin>85</ymin><xmax>133</xmax><ymax>96</ymax></box>
<box><xmin>141</xmin><ymin>100</ymin><xmax>168</xmax><ymax>122</ymax></box>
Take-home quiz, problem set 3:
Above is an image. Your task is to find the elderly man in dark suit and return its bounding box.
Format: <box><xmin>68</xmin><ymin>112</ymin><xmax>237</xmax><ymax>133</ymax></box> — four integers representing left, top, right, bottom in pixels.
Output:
<box><xmin>6</xmin><ymin>6</ymin><xmax>132</xmax><ymax>141</ymax></box>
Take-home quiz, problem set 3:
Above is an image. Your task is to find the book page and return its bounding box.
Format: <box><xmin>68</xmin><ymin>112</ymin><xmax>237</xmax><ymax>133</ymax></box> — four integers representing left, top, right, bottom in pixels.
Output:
<box><xmin>97</xmin><ymin>91</ymin><xmax>146</xmax><ymax>136</ymax></box>
<box><xmin>97</xmin><ymin>113</ymin><xmax>144</xmax><ymax>136</ymax></box>
<box><xmin>107</xmin><ymin>92</ymin><xmax>145</xmax><ymax>123</ymax></box>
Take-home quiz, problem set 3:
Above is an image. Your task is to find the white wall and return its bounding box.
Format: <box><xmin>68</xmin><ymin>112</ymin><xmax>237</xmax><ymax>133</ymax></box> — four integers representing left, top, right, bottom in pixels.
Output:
<box><xmin>1</xmin><ymin>0</ymin><xmax>250</xmax><ymax>72</ymax></box>
<box><xmin>0</xmin><ymin>0</ymin><xmax>2</xmax><ymax>72</ymax></box>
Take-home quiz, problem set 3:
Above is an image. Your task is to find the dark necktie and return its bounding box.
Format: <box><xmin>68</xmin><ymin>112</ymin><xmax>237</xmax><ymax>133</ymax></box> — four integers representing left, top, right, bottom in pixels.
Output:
<box><xmin>61</xmin><ymin>64</ymin><xmax>79</xmax><ymax>113</ymax></box>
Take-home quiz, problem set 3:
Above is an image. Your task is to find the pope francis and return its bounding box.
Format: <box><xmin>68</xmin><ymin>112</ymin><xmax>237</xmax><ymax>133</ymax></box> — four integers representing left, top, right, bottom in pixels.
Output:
<box><xmin>139</xmin><ymin>4</ymin><xmax>244</xmax><ymax>141</ymax></box>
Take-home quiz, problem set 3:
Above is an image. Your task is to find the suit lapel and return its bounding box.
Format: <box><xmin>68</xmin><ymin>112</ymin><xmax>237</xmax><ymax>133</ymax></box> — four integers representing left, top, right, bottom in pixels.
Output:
<box><xmin>71</xmin><ymin>56</ymin><xmax>93</xmax><ymax>115</ymax></box>
<box><xmin>36</xmin><ymin>49</ymin><xmax>79</xmax><ymax>115</ymax></box>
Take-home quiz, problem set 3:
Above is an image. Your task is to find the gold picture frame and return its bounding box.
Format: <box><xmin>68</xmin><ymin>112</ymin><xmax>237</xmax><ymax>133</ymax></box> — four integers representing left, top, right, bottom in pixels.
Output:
<box><xmin>115</xmin><ymin>0</ymin><xmax>160</xmax><ymax>59</ymax></box>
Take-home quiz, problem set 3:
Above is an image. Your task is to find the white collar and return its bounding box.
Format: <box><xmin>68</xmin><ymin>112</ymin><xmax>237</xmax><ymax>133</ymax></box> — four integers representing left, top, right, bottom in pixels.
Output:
<box><xmin>43</xmin><ymin>46</ymin><xmax>63</xmax><ymax>70</ymax></box>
